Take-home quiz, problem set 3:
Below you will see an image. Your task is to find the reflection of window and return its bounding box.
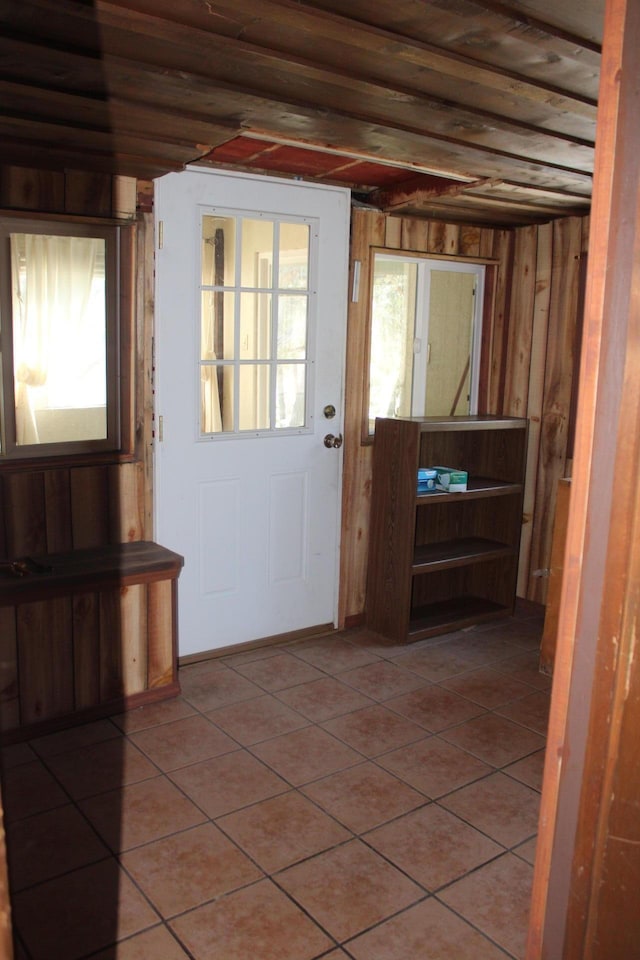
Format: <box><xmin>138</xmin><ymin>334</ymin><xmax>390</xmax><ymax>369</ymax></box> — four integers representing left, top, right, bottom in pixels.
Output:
<box><xmin>200</xmin><ymin>213</ymin><xmax>314</xmax><ymax>437</ymax></box>
<box><xmin>366</xmin><ymin>252</ymin><xmax>485</xmax><ymax>435</ymax></box>
<box><xmin>0</xmin><ymin>218</ymin><xmax>121</xmax><ymax>458</ymax></box>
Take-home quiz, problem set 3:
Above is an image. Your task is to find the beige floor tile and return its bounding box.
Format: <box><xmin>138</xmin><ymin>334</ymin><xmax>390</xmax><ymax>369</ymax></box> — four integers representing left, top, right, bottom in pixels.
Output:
<box><xmin>301</xmin><ymin>762</ymin><xmax>425</xmax><ymax>833</ymax></box>
<box><xmin>504</xmin><ymin>749</ymin><xmax>546</xmax><ymax>791</ymax></box>
<box><xmin>169</xmin><ymin>749</ymin><xmax>288</xmax><ymax>818</ymax></box>
<box><xmin>80</xmin><ymin>775</ymin><xmax>206</xmax><ymax>851</ymax></box>
<box><xmin>129</xmin><ymin>714</ymin><xmax>237</xmax><ymax>771</ymax></box>
<box><xmin>207</xmin><ymin>694</ymin><xmax>309</xmax><ymax>744</ymax></box>
<box><xmin>440</xmin><ymin>772</ymin><xmax>541</xmax><ymax>847</ymax></box>
<box><xmin>496</xmin><ymin>690</ymin><xmax>552</xmax><ymax>735</ymax></box>
<box><xmin>514</xmin><ymin>836</ymin><xmax>538</xmax><ymax>865</ymax></box>
<box><xmin>278</xmin><ymin>839</ymin><xmax>423</xmax><ymax>941</ymax></box>
<box><xmin>291</xmin><ymin>636</ymin><xmax>381</xmax><ymax>674</ymax></box>
<box><xmin>339</xmin><ymin>661</ymin><xmax>428</xmax><ymax>700</ymax></box>
<box><xmin>7</xmin><ymin>803</ymin><xmax>109</xmax><ymax>891</ymax></box>
<box><xmin>393</xmin><ymin>644</ymin><xmax>486</xmax><ymax>681</ymax></box>
<box><xmin>378</xmin><ymin>736</ymin><xmax>491</xmax><ymax>798</ymax></box>
<box><xmin>12</xmin><ymin>859</ymin><xmax>158</xmax><ymax>960</ymax></box>
<box><xmin>46</xmin><ymin>739</ymin><xmax>157</xmax><ymax>800</ymax></box>
<box><xmin>121</xmin><ymin>822</ymin><xmax>262</xmax><ymax>917</ymax></box>
<box><xmin>250</xmin><ymin>725</ymin><xmax>361</xmax><ymax>786</ymax></box>
<box><xmin>218</xmin><ymin>790</ymin><xmax>350</xmax><ymax>872</ymax></box>
<box><xmin>384</xmin><ymin>685</ymin><xmax>485</xmax><ymax>731</ymax></box>
<box><xmin>111</xmin><ymin>697</ymin><xmax>196</xmax><ymax>734</ymax></box>
<box><xmin>180</xmin><ymin>662</ymin><xmax>263</xmax><ymax>711</ymax></box>
<box><xmin>347</xmin><ymin>896</ymin><xmax>512</xmax><ymax>960</ymax></box>
<box><xmin>275</xmin><ymin>676</ymin><xmax>374</xmax><ymax>721</ymax></box>
<box><xmin>492</xmin><ymin>651</ymin><xmax>553</xmax><ymax>691</ymax></box>
<box><xmin>231</xmin><ymin>652</ymin><xmax>327</xmax><ymax>690</ymax></box>
<box><xmin>440</xmin><ymin>666</ymin><xmax>535</xmax><ymax>708</ymax></box>
<box><xmin>0</xmin><ymin>760</ymin><xmax>68</xmax><ymax>823</ymax></box>
<box><xmin>439</xmin><ymin>852</ymin><xmax>534</xmax><ymax>959</ymax></box>
<box><xmin>321</xmin><ymin>704</ymin><xmax>426</xmax><ymax>757</ymax></box>
<box><xmin>170</xmin><ymin>879</ymin><xmax>332</xmax><ymax>960</ymax></box>
<box><xmin>440</xmin><ymin>714</ymin><xmax>545</xmax><ymax>767</ymax></box>
<box><xmin>365</xmin><ymin>805</ymin><xmax>502</xmax><ymax>891</ymax></box>
<box><xmin>90</xmin><ymin>925</ymin><xmax>191</xmax><ymax>959</ymax></box>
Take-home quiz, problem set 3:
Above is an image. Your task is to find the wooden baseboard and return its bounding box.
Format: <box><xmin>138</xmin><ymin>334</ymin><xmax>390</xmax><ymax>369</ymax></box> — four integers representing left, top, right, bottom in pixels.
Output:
<box><xmin>0</xmin><ymin>681</ymin><xmax>181</xmax><ymax>746</ymax></box>
<box><xmin>344</xmin><ymin>613</ymin><xmax>366</xmax><ymax>629</ymax></box>
<box><xmin>178</xmin><ymin>622</ymin><xmax>336</xmax><ymax>667</ymax></box>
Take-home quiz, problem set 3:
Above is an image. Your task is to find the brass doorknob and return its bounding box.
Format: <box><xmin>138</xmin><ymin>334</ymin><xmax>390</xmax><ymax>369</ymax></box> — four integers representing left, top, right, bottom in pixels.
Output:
<box><xmin>324</xmin><ymin>433</ymin><xmax>343</xmax><ymax>448</ymax></box>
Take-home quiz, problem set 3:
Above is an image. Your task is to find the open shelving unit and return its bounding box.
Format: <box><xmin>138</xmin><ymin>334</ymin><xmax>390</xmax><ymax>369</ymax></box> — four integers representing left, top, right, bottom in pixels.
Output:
<box><xmin>365</xmin><ymin>415</ymin><xmax>528</xmax><ymax>643</ymax></box>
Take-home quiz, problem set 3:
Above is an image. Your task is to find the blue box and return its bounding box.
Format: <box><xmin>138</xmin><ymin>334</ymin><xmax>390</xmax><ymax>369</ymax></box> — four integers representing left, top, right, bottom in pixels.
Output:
<box><xmin>417</xmin><ymin>467</ymin><xmax>437</xmax><ymax>493</ymax></box>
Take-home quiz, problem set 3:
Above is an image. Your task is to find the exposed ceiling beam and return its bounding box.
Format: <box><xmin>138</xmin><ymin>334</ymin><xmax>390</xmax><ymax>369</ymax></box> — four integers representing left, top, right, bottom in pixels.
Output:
<box><xmin>369</xmin><ymin>174</ymin><xmax>500</xmax><ymax>210</ymax></box>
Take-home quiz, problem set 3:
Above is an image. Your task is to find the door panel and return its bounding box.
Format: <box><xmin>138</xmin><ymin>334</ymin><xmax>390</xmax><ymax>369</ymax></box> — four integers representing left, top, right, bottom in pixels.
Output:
<box><xmin>155</xmin><ymin>169</ymin><xmax>350</xmax><ymax>656</ymax></box>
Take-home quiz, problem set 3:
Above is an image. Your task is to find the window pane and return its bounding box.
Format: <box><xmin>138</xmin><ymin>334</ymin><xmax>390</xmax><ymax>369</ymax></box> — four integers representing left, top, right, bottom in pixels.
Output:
<box><xmin>239</xmin><ymin>364</ymin><xmax>270</xmax><ymax>431</ymax></box>
<box><xmin>279</xmin><ymin>223</ymin><xmax>309</xmax><ymax>289</ymax></box>
<box><xmin>201</xmin><ymin>365</ymin><xmax>234</xmax><ymax>434</ymax></box>
<box><xmin>276</xmin><ymin>363</ymin><xmax>306</xmax><ymax>428</ymax></box>
<box><xmin>201</xmin><ymin>291</ymin><xmax>235</xmax><ymax>361</ymax></box>
<box><xmin>368</xmin><ymin>256</ymin><xmax>417</xmax><ymax>425</ymax></box>
<box><xmin>202</xmin><ymin>216</ymin><xmax>236</xmax><ymax>287</ymax></box>
<box><xmin>241</xmin><ymin>219</ymin><xmax>274</xmax><ymax>288</ymax></box>
<box><xmin>239</xmin><ymin>292</ymin><xmax>271</xmax><ymax>360</ymax></box>
<box><xmin>11</xmin><ymin>232</ymin><xmax>107</xmax><ymax>445</ymax></box>
<box><xmin>277</xmin><ymin>295</ymin><xmax>307</xmax><ymax>359</ymax></box>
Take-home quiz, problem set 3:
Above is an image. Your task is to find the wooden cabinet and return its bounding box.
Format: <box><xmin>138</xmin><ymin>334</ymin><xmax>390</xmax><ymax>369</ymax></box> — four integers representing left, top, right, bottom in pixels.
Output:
<box><xmin>366</xmin><ymin>415</ymin><xmax>528</xmax><ymax>643</ymax></box>
<box><xmin>0</xmin><ymin>541</ymin><xmax>183</xmax><ymax>740</ymax></box>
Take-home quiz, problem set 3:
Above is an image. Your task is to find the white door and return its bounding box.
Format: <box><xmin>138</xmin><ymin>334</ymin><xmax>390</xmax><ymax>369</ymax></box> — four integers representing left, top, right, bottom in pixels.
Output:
<box><xmin>154</xmin><ymin>168</ymin><xmax>350</xmax><ymax>657</ymax></box>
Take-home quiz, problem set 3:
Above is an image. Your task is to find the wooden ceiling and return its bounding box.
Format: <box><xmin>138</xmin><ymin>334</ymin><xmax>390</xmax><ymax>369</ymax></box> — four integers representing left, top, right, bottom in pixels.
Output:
<box><xmin>0</xmin><ymin>0</ymin><xmax>603</xmax><ymax>225</ymax></box>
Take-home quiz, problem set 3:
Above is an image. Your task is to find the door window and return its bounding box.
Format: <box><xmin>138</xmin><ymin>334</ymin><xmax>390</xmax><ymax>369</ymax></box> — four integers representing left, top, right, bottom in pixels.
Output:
<box><xmin>200</xmin><ymin>212</ymin><xmax>314</xmax><ymax>437</ymax></box>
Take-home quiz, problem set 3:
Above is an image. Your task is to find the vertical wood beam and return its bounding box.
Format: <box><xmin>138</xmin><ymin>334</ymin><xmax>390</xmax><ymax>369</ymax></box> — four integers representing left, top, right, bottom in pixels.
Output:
<box><xmin>527</xmin><ymin>0</ymin><xmax>640</xmax><ymax>954</ymax></box>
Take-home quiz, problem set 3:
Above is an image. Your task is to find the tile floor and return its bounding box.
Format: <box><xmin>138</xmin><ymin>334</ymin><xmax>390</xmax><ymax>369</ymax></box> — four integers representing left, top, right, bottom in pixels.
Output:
<box><xmin>1</xmin><ymin>607</ymin><xmax>550</xmax><ymax>960</ymax></box>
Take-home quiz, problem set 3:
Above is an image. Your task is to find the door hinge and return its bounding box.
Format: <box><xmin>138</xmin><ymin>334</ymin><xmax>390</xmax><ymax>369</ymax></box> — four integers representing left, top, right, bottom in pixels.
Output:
<box><xmin>158</xmin><ymin>220</ymin><xmax>164</xmax><ymax>249</ymax></box>
<box><xmin>158</xmin><ymin>415</ymin><xmax>164</xmax><ymax>442</ymax></box>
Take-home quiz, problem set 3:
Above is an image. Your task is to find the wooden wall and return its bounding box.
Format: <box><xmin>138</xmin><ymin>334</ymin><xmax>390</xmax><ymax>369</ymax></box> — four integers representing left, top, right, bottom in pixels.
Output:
<box><xmin>0</xmin><ymin>167</ymin><xmax>154</xmax><ymax>728</ymax></box>
<box><xmin>339</xmin><ymin>208</ymin><xmax>589</xmax><ymax>624</ymax></box>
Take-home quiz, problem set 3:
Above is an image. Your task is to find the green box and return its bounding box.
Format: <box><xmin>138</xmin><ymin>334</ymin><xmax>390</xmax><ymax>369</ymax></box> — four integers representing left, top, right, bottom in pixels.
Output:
<box><xmin>434</xmin><ymin>466</ymin><xmax>468</xmax><ymax>492</ymax></box>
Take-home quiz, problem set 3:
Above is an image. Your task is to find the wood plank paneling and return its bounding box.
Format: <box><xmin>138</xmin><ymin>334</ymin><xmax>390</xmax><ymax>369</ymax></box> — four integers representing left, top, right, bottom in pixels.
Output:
<box><xmin>109</xmin><ymin>462</ymin><xmax>145</xmax><ymax>543</ymax></box>
<box><xmin>119</xmin><ymin>584</ymin><xmax>148</xmax><ymax>697</ymax></box>
<box><xmin>70</xmin><ymin>466</ymin><xmax>111</xmax><ymax>549</ymax></box>
<box><xmin>528</xmin><ymin>217</ymin><xmax>582</xmax><ymax>603</ymax></box>
<box><xmin>72</xmin><ymin>592</ymin><xmax>101</xmax><ymax>711</ymax></box>
<box><xmin>147</xmin><ymin>579</ymin><xmax>174</xmax><ymax>688</ymax></box>
<box><xmin>17</xmin><ymin>599</ymin><xmax>73</xmax><ymax>724</ymax></box>
<box><xmin>44</xmin><ymin>469</ymin><xmax>72</xmax><ymax>553</ymax></box>
<box><xmin>0</xmin><ymin>608</ymin><xmax>18</xmax><ymax>730</ymax></box>
<box><xmin>340</xmin><ymin>207</ymin><xmax>585</xmax><ymax>621</ymax></box>
<box><xmin>3</xmin><ymin>473</ymin><xmax>47</xmax><ymax>557</ymax></box>
<box><xmin>518</xmin><ymin>222</ymin><xmax>553</xmax><ymax>596</ymax></box>
<box><xmin>338</xmin><ymin>208</ymin><xmax>385</xmax><ymax>624</ymax></box>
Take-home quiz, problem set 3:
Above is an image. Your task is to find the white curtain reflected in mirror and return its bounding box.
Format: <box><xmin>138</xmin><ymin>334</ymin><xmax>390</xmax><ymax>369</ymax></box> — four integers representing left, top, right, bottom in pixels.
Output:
<box><xmin>10</xmin><ymin>232</ymin><xmax>107</xmax><ymax>445</ymax></box>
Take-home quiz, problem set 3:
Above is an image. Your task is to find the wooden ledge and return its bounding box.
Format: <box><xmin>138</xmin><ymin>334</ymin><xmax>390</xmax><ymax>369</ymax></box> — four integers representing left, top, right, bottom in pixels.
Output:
<box><xmin>0</xmin><ymin>540</ymin><xmax>184</xmax><ymax>606</ymax></box>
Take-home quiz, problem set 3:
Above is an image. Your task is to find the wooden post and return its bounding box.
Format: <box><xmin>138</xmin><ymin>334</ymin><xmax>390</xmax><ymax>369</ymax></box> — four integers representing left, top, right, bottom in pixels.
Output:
<box><xmin>527</xmin><ymin>0</ymin><xmax>640</xmax><ymax>954</ymax></box>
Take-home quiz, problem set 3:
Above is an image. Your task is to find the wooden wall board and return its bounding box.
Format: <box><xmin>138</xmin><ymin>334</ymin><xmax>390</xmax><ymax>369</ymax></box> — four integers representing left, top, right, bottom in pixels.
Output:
<box><xmin>147</xmin><ymin>579</ymin><xmax>175</xmax><ymax>689</ymax></box>
<box><xmin>0</xmin><ymin>608</ymin><xmax>18</xmax><ymax>729</ymax></box>
<box><xmin>72</xmin><ymin>592</ymin><xmax>101</xmax><ymax>711</ymax></box>
<box><xmin>338</xmin><ymin>208</ymin><xmax>385</xmax><ymax>625</ymax></box>
<box><xmin>44</xmin><ymin>469</ymin><xmax>73</xmax><ymax>554</ymax></box>
<box><xmin>528</xmin><ymin>216</ymin><xmax>582</xmax><ymax>604</ymax></box>
<box><xmin>2</xmin><ymin>472</ymin><xmax>47</xmax><ymax>557</ymax></box>
<box><xmin>70</xmin><ymin>466</ymin><xmax>111</xmax><ymax>549</ymax></box>
<box><xmin>17</xmin><ymin>599</ymin><xmax>73</xmax><ymax>725</ymax></box>
<box><xmin>518</xmin><ymin>222</ymin><xmax>553</xmax><ymax>596</ymax></box>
